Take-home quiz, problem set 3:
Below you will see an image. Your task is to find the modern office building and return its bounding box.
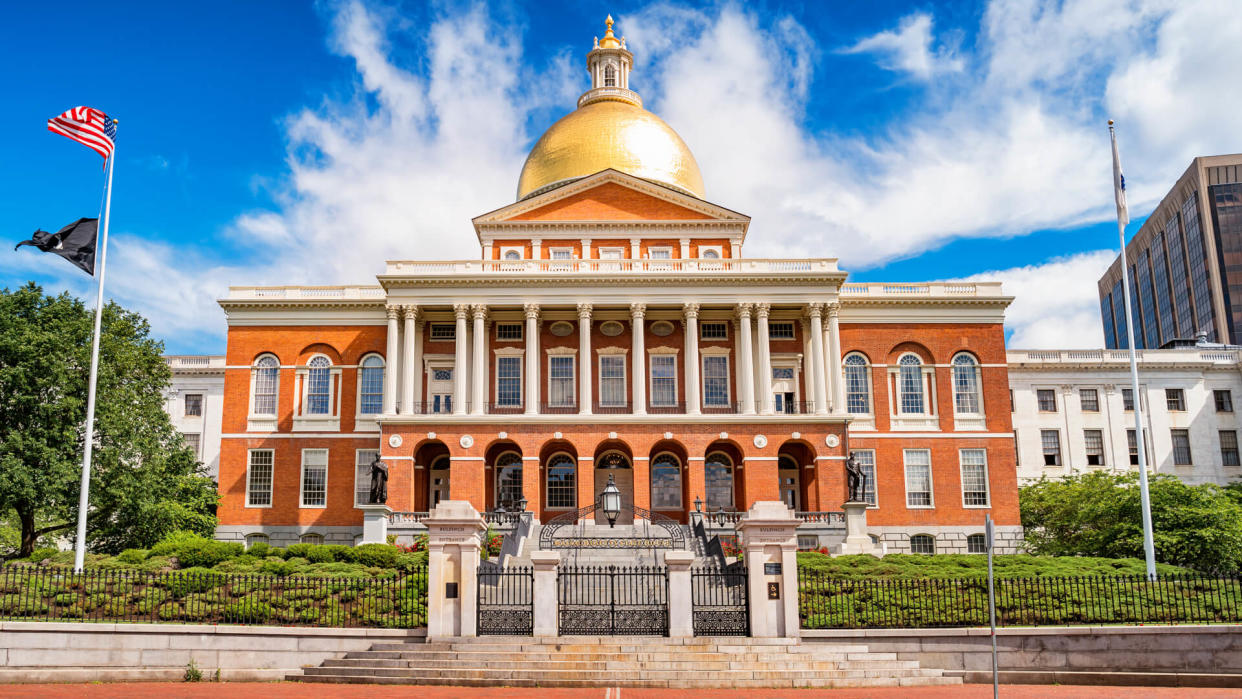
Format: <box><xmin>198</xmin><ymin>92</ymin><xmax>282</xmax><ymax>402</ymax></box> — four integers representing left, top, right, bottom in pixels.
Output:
<box><xmin>164</xmin><ymin>355</ymin><xmax>225</xmax><ymax>480</ymax></box>
<box><xmin>1098</xmin><ymin>154</ymin><xmax>1242</xmax><ymax>348</ymax></box>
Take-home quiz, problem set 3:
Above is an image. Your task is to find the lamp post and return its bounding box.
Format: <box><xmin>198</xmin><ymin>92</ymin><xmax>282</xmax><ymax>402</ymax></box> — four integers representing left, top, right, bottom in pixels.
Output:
<box><xmin>601</xmin><ymin>474</ymin><xmax>621</xmax><ymax>528</ymax></box>
<box><xmin>694</xmin><ymin>495</ymin><xmax>703</xmax><ymax>513</ymax></box>
<box><xmin>516</xmin><ymin>495</ymin><xmax>528</xmax><ymax>513</ymax></box>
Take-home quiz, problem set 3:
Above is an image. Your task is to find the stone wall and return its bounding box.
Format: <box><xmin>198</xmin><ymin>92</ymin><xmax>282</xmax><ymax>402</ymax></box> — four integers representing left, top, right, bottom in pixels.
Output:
<box><xmin>0</xmin><ymin>621</ymin><xmax>423</xmax><ymax>683</ymax></box>
<box><xmin>872</xmin><ymin>525</ymin><xmax>1024</xmax><ymax>555</ymax></box>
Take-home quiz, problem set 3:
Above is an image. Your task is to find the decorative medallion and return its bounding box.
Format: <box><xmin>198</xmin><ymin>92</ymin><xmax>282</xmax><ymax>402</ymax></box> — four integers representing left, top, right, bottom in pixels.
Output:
<box><xmin>459</xmin><ymin>434</ymin><xmax>474</xmax><ymax>448</ymax></box>
<box><xmin>600</xmin><ymin>320</ymin><xmax>624</xmax><ymax>336</ymax></box>
<box><xmin>608</xmin><ymin>431</ymin><xmax>618</xmax><ymax>439</ymax></box>
<box><xmin>550</xmin><ymin>321</ymin><xmax>574</xmax><ymax>337</ymax></box>
<box><xmin>791</xmin><ymin>431</ymin><xmax>802</xmax><ymax>440</ymax></box>
<box><xmin>388</xmin><ymin>434</ymin><xmax>403</xmax><ymax>448</ymax></box>
<box><xmin>753</xmin><ymin>434</ymin><xmax>768</xmax><ymax>448</ymax></box>
<box><xmin>651</xmin><ymin>320</ymin><xmax>674</xmax><ymax>337</ymax></box>
<box><xmin>554</xmin><ymin>431</ymin><xmax>563</xmax><ymax>439</ymax></box>
<box><xmin>663</xmin><ymin>431</ymin><xmax>673</xmax><ymax>440</ymax></box>
<box><xmin>498</xmin><ymin>431</ymin><xmax>508</xmax><ymax>439</ymax></box>
<box><xmin>426</xmin><ymin>432</ymin><xmax>437</xmax><ymax>440</ymax></box>
<box><xmin>825</xmin><ymin>435</ymin><xmax>840</xmax><ymax>448</ymax></box>
<box><xmin>719</xmin><ymin>431</ymin><xmax>729</xmax><ymax>440</ymax></box>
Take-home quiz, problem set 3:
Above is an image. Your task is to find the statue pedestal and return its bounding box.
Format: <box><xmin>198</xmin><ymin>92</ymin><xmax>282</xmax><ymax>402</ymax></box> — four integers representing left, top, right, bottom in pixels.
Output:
<box><xmin>834</xmin><ymin>501</ymin><xmax>883</xmax><ymax>556</ymax></box>
<box><xmin>358</xmin><ymin>504</ymin><xmax>393</xmax><ymax>545</ymax></box>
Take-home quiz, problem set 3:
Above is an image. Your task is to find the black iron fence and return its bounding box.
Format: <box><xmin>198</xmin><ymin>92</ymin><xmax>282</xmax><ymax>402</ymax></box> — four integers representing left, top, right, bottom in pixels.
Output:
<box><xmin>0</xmin><ymin>566</ymin><xmax>429</xmax><ymax>628</ymax></box>
<box><xmin>799</xmin><ymin>570</ymin><xmax>1242</xmax><ymax>629</ymax></box>
<box><xmin>691</xmin><ymin>565</ymin><xmax>749</xmax><ymax>636</ymax></box>
<box><xmin>558</xmin><ymin>564</ymin><xmax>669</xmax><ymax>635</ymax></box>
<box><xmin>477</xmin><ymin>564</ymin><xmax>533</xmax><ymax>635</ymax></box>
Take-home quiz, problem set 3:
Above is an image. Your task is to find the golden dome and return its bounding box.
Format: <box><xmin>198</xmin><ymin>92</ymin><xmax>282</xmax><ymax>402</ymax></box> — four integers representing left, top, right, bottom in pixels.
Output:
<box><xmin>517</xmin><ymin>99</ymin><xmax>705</xmax><ymax>200</ymax></box>
<box><xmin>598</xmin><ymin>15</ymin><xmax>623</xmax><ymax>49</ymax></box>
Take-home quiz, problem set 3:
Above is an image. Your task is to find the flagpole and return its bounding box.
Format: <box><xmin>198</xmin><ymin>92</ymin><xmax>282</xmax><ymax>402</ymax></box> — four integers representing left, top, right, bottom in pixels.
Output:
<box><xmin>72</xmin><ymin>141</ymin><xmax>115</xmax><ymax>573</ymax></box>
<box><xmin>1110</xmin><ymin>120</ymin><xmax>1157</xmax><ymax>580</ymax></box>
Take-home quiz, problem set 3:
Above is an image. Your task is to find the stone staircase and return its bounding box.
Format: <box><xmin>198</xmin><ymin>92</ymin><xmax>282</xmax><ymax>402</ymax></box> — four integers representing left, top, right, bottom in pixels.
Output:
<box><xmin>290</xmin><ymin>636</ymin><xmax>962</xmax><ymax>688</ymax></box>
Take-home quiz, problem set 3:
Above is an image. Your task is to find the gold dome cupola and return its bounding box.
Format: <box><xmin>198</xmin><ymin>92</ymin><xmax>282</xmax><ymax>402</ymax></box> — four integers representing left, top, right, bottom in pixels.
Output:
<box><xmin>515</xmin><ymin>16</ymin><xmax>705</xmax><ymax>200</ymax></box>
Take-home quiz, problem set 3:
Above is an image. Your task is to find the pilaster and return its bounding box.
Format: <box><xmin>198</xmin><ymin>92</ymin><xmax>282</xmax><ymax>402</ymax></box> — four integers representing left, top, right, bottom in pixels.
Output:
<box><xmin>452</xmin><ymin>305</ymin><xmax>469</xmax><ymax>415</ymax></box>
<box><xmin>736</xmin><ymin>304</ymin><xmax>756</xmax><ymax>415</ymax></box>
<box><xmin>756</xmin><ymin>303</ymin><xmax>774</xmax><ymax>414</ymax></box>
<box><xmin>683</xmin><ymin>302</ymin><xmax>701</xmax><ymax>415</ymax></box>
<box><xmin>401</xmin><ymin>306</ymin><xmax>419</xmax><ymax>415</ymax></box>
<box><xmin>383</xmin><ymin>306</ymin><xmax>400</xmax><ymax>415</ymax></box>
<box><xmin>631</xmin><ymin>303</ymin><xmax>647</xmax><ymax>415</ymax></box>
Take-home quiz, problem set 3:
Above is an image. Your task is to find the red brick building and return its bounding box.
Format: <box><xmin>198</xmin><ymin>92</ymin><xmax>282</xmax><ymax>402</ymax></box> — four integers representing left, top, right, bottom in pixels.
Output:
<box><xmin>215</xmin><ymin>21</ymin><xmax>1022</xmax><ymax>554</ymax></box>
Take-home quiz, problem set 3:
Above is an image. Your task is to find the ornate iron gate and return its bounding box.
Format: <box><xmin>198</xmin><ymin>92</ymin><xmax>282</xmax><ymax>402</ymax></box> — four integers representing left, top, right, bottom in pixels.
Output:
<box><xmin>477</xmin><ymin>564</ymin><xmax>533</xmax><ymax>635</ymax></box>
<box><xmin>558</xmin><ymin>565</ymin><xmax>668</xmax><ymax>635</ymax></box>
<box><xmin>691</xmin><ymin>565</ymin><xmax>750</xmax><ymax>636</ymax></box>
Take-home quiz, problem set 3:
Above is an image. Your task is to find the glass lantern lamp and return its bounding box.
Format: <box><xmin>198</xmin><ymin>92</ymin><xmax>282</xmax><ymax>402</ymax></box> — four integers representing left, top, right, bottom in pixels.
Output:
<box><xmin>601</xmin><ymin>474</ymin><xmax>622</xmax><ymax>527</ymax></box>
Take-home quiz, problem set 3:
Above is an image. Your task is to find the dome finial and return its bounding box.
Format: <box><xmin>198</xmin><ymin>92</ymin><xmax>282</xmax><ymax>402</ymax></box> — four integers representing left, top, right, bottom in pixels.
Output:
<box><xmin>598</xmin><ymin>14</ymin><xmax>622</xmax><ymax>49</ymax></box>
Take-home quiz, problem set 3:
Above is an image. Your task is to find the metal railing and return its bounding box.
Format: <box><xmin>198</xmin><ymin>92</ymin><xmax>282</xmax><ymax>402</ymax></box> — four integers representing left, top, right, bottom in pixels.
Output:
<box><xmin>0</xmin><ymin>566</ymin><xmax>428</xmax><ymax>628</ymax></box>
<box><xmin>798</xmin><ymin>571</ymin><xmax>1242</xmax><ymax>629</ymax></box>
<box><xmin>384</xmin><ymin>258</ymin><xmax>840</xmax><ymax>276</ymax></box>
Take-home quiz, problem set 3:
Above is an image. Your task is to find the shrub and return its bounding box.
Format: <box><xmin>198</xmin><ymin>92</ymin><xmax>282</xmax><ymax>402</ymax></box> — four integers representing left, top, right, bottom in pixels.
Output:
<box><xmin>259</xmin><ymin>559</ymin><xmax>298</xmax><ymax>577</ymax></box>
<box><xmin>222</xmin><ymin>599</ymin><xmax>272</xmax><ymax>624</ymax></box>
<box><xmin>150</xmin><ymin>532</ymin><xmax>243</xmax><ymax>569</ymax></box>
<box><xmin>353</xmin><ymin>544</ymin><xmax>398</xmax><ymax>568</ymax></box>
<box><xmin>245</xmin><ymin>542</ymin><xmax>271</xmax><ymax>558</ymax></box>
<box><xmin>395</xmin><ymin>551</ymin><xmax>428</xmax><ymax>572</ymax></box>
<box><xmin>116</xmin><ymin>549</ymin><xmax>148</xmax><ymax>564</ymax></box>
<box><xmin>162</xmin><ymin>568</ymin><xmax>223</xmax><ymax>597</ymax></box>
<box><xmin>27</xmin><ymin>548</ymin><xmax>58</xmax><ymax>564</ymax></box>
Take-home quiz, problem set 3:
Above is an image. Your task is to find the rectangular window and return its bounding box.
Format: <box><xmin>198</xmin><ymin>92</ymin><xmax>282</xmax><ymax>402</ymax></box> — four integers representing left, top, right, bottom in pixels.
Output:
<box><xmin>1122</xmin><ymin>388</ymin><xmax>1141</xmax><ymax>411</ymax></box>
<box><xmin>648</xmin><ymin>247</ymin><xmax>672</xmax><ymax>259</ymax></box>
<box><xmin>768</xmin><ymin>322</ymin><xmax>795</xmax><ymax>339</ymax></box>
<box><xmin>429</xmin><ymin>323</ymin><xmax>455</xmax><ymax>341</ymax></box>
<box><xmin>183</xmin><ymin>433</ymin><xmax>201</xmax><ymax>460</ymax></box>
<box><xmin>853</xmin><ymin>450</ymin><xmax>877</xmax><ymax>506</ymax></box>
<box><xmin>1221</xmin><ymin>431</ymin><xmax>1240</xmax><ymax>466</ymax></box>
<box><xmin>904</xmin><ymin>450</ymin><xmax>932</xmax><ymax>507</ymax></box>
<box><xmin>650</xmin><ymin>355</ymin><xmax>677</xmax><ymax>406</ymax></box>
<box><xmin>246</xmin><ymin>450</ymin><xmax>273</xmax><ymax>507</ymax></box>
<box><xmin>1171</xmin><ymin>429</ymin><xmax>1192</xmax><ymax>465</ymax></box>
<box><xmin>184</xmin><ymin>393</ymin><xmax>203</xmax><ymax>416</ymax></box>
<box><xmin>772</xmin><ymin>367</ymin><xmax>795</xmax><ymax>380</ymax></box>
<box><xmin>496</xmin><ymin>323</ymin><xmax>523</xmax><ymax>341</ymax></box>
<box><xmin>355</xmin><ymin>449</ymin><xmax>379</xmax><ymax>507</ymax></box>
<box><xmin>700</xmin><ymin>322</ymin><xmax>728</xmax><ymax>340</ymax></box>
<box><xmin>1080</xmin><ymin>388</ymin><xmax>1099</xmax><ymax>412</ymax></box>
<box><xmin>1009</xmin><ymin>389</ymin><xmax>1014</xmax><ymax>412</ymax></box>
<box><xmin>960</xmin><ymin>449</ymin><xmax>989</xmax><ymax>507</ymax></box>
<box><xmin>1037</xmin><ymin>389</ymin><xmax>1057</xmax><ymax>412</ymax></box>
<box><xmin>550</xmin><ymin>247</ymin><xmax>573</xmax><ymax>260</ymax></box>
<box><xmin>301</xmin><ymin>449</ymin><xmax>328</xmax><ymax>507</ymax></box>
<box><xmin>496</xmin><ymin>356</ymin><xmax>522</xmax><ymax>407</ymax></box>
<box><xmin>432</xmin><ymin>368</ymin><xmax>453</xmax><ymax>382</ymax></box>
<box><xmin>702</xmin><ymin>355</ymin><xmax>730</xmax><ymax>407</ymax></box>
<box><xmin>548</xmin><ymin>355</ymin><xmax>575</xmax><ymax>407</ymax></box>
<box><xmin>1128</xmin><ymin>429</ymin><xmax>1140</xmax><ymax>465</ymax></box>
<box><xmin>358</xmin><ymin>361</ymin><xmax>383</xmax><ymax>415</ymax></box>
<box><xmin>1041</xmin><ymin>430</ymin><xmax>1061</xmax><ymax>466</ymax></box>
<box><xmin>1166</xmin><ymin>388</ymin><xmax>1186</xmax><ymax>411</ymax></box>
<box><xmin>1084</xmin><ymin>430</ymin><xmax>1105</xmax><ymax>466</ymax></box>
<box><xmin>1216</xmin><ymin>389</ymin><xmax>1234</xmax><ymax>412</ymax></box>
<box><xmin>599</xmin><ymin>355</ymin><xmax>626</xmax><ymax>407</ymax></box>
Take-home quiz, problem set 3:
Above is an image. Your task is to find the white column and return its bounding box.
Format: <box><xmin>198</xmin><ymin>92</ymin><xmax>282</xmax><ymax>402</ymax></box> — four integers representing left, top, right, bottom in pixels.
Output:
<box><xmin>482</xmin><ymin>242</ymin><xmax>493</xmax><ymax>261</ymax></box>
<box><xmin>580</xmin><ymin>238</ymin><xmax>592</xmax><ymax>261</ymax></box>
<box><xmin>401</xmin><ymin>306</ymin><xmax>418</xmax><ymax>415</ymax></box>
<box><xmin>452</xmin><ymin>305</ymin><xmax>469</xmax><ymax>415</ymax></box>
<box><xmin>383</xmin><ymin>306</ymin><xmax>400</xmax><ymax>415</ymax></box>
<box><xmin>730</xmin><ymin>241</ymin><xmax>741</xmax><ymax>258</ymax></box>
<box><xmin>826</xmin><ymin>303</ymin><xmax>844</xmax><ymax>414</ymax></box>
<box><xmin>684</xmin><ymin>303</ymin><xmax>701</xmax><ymax>415</ymax></box>
<box><xmin>679</xmin><ymin>238</ymin><xmax>691</xmax><ymax>261</ymax></box>
<box><xmin>808</xmin><ymin>303</ymin><xmax>829</xmax><ymax>415</ymax></box>
<box><xmin>756</xmin><ymin>303</ymin><xmax>774</xmax><ymax>414</ymax></box>
<box><xmin>578</xmin><ymin>303</ymin><xmax>593</xmax><ymax>414</ymax></box>
<box><xmin>524</xmin><ymin>303</ymin><xmax>540</xmax><ymax>415</ymax></box>
<box><xmin>471</xmin><ymin>305</ymin><xmax>487</xmax><ymax>415</ymax></box>
<box><xmin>531</xmin><ymin>238</ymin><xmax>542</xmax><ymax>261</ymax></box>
<box><xmin>736</xmin><ymin>304</ymin><xmax>756</xmax><ymax>415</ymax></box>
<box><xmin>631</xmin><ymin>303</ymin><xmax>647</xmax><ymax>415</ymax></box>
<box><xmin>629</xmin><ymin>238</ymin><xmax>641</xmax><ymax>260</ymax></box>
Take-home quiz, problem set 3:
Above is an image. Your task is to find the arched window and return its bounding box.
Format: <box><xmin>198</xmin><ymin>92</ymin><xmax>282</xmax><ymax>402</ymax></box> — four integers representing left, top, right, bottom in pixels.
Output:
<box><xmin>252</xmin><ymin>355</ymin><xmax>279</xmax><ymax>416</ymax></box>
<box><xmin>967</xmin><ymin>533</ymin><xmax>987</xmax><ymax>554</ymax></box>
<box><xmin>504</xmin><ymin>250</ymin><xmax>521</xmax><ymax>260</ymax></box>
<box><xmin>910</xmin><ymin>534</ymin><xmax>936</xmax><ymax>555</ymax></box>
<box><xmin>300</xmin><ymin>533</ymin><xmax>324</xmax><ymax>545</ymax></box>
<box><xmin>604</xmin><ymin>64</ymin><xmax>616</xmax><ymax>87</ymax></box>
<box><xmin>546</xmin><ymin>453</ymin><xmax>576</xmax><ymax>509</ymax></box>
<box><xmin>650</xmin><ymin>452</ymin><xmax>682</xmax><ymax>510</ymax></box>
<box><xmin>898</xmin><ymin>353</ymin><xmax>926</xmax><ymax>414</ymax></box>
<box><xmin>495</xmin><ymin>451</ymin><xmax>523</xmax><ymax>509</ymax></box>
<box><xmin>358</xmin><ymin>354</ymin><xmax>384</xmax><ymax>415</ymax></box>
<box><xmin>306</xmin><ymin>355</ymin><xmax>332</xmax><ymax>415</ymax></box>
<box><xmin>843</xmin><ymin>353</ymin><xmax>871</xmax><ymax>414</ymax></box>
<box><xmin>245</xmin><ymin>533</ymin><xmax>269</xmax><ymax>549</ymax></box>
<box><xmin>701</xmin><ymin>249</ymin><xmax>720</xmax><ymax>259</ymax></box>
<box><xmin>952</xmin><ymin>353</ymin><xmax>981</xmax><ymax>414</ymax></box>
<box><xmin>704</xmin><ymin>452</ymin><xmax>734</xmax><ymax>510</ymax></box>
<box><xmin>778</xmin><ymin>455</ymin><xmax>800</xmax><ymax>510</ymax></box>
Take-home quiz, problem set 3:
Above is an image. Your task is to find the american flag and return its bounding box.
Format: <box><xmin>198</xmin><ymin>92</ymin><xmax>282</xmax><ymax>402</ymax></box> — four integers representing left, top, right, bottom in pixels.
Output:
<box><xmin>47</xmin><ymin>106</ymin><xmax>116</xmax><ymax>160</ymax></box>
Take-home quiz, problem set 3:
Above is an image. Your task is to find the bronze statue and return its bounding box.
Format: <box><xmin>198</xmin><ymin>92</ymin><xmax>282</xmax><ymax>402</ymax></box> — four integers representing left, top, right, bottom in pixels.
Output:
<box><xmin>845</xmin><ymin>452</ymin><xmax>867</xmax><ymax>503</ymax></box>
<box><xmin>369</xmin><ymin>455</ymin><xmax>388</xmax><ymax>504</ymax></box>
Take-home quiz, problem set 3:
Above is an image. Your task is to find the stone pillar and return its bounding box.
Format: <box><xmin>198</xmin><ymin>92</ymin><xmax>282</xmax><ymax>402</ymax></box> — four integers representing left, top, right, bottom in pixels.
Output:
<box><xmin>383</xmin><ymin>306</ymin><xmax>400</xmax><ymax>415</ymax></box>
<box><xmin>736</xmin><ymin>501</ymin><xmax>801</xmax><ymax>638</ymax></box>
<box><xmin>530</xmin><ymin>550</ymin><xmax>560</xmax><ymax>637</ymax></box>
<box><xmin>629</xmin><ymin>238</ymin><xmax>641</xmax><ymax>261</ymax></box>
<box><xmin>756</xmin><ymin>304</ymin><xmax>774</xmax><ymax>414</ymax></box>
<box><xmin>736</xmin><ymin>304</ymin><xmax>756</xmax><ymax>415</ymax></box>
<box><xmin>524</xmin><ymin>303</ymin><xmax>540</xmax><ymax>415</ymax></box>
<box><xmin>808</xmin><ymin>303</ymin><xmax>829</xmax><ymax>415</ymax></box>
<box><xmin>578</xmin><ymin>304</ymin><xmax>593</xmax><ymax>414</ymax></box>
<box><xmin>631</xmin><ymin>303</ymin><xmax>647</xmax><ymax>415</ymax></box>
<box><xmin>453</xmin><ymin>305</ymin><xmax>469</xmax><ymax>415</ymax></box>
<box><xmin>471</xmin><ymin>305</ymin><xmax>487</xmax><ymax>415</ymax></box>
<box><xmin>580</xmin><ymin>238</ymin><xmax>592</xmax><ymax>261</ymax></box>
<box><xmin>826</xmin><ymin>303</ymin><xmax>844</xmax><ymax>414</ymax></box>
<box><xmin>679</xmin><ymin>238</ymin><xmax>691</xmax><ymax>261</ymax></box>
<box><xmin>358</xmin><ymin>503</ymin><xmax>392</xmax><ymax>544</ymax></box>
<box><xmin>684</xmin><ymin>303</ymin><xmax>701</xmax><ymax>415</ymax></box>
<box><xmin>425</xmin><ymin>500</ymin><xmax>487</xmax><ymax>638</ymax></box>
<box><xmin>401</xmin><ymin>306</ymin><xmax>419</xmax><ymax>415</ymax></box>
<box><xmin>531</xmin><ymin>238</ymin><xmax>542</xmax><ymax>261</ymax></box>
<box><xmin>836</xmin><ymin>501</ymin><xmax>883</xmax><ymax>555</ymax></box>
<box><xmin>664</xmin><ymin>550</ymin><xmax>695</xmax><ymax>638</ymax></box>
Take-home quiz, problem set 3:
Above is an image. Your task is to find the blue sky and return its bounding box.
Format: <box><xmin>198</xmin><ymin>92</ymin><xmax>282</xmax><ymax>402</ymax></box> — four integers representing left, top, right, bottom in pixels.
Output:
<box><xmin>2</xmin><ymin>0</ymin><xmax>1239</xmax><ymax>353</ymax></box>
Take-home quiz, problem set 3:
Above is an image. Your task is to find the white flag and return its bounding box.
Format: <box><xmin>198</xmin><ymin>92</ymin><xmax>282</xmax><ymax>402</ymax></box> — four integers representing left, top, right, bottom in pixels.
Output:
<box><xmin>1111</xmin><ymin>126</ymin><xmax>1129</xmax><ymax>226</ymax></box>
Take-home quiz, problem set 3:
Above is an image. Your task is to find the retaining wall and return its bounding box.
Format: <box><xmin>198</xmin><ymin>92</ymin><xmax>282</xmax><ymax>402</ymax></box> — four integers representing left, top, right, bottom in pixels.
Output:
<box><xmin>0</xmin><ymin>621</ymin><xmax>424</xmax><ymax>683</ymax></box>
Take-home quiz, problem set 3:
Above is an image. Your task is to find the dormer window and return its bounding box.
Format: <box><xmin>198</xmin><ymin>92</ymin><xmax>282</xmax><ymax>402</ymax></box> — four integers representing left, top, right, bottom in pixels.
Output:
<box><xmin>604</xmin><ymin>64</ymin><xmax>616</xmax><ymax>87</ymax></box>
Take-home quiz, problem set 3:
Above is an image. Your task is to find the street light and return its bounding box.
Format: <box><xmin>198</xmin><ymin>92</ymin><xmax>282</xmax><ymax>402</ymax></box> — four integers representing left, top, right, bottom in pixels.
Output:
<box><xmin>516</xmin><ymin>496</ymin><xmax>528</xmax><ymax>513</ymax></box>
<box><xmin>694</xmin><ymin>495</ymin><xmax>703</xmax><ymax>513</ymax></box>
<box><xmin>601</xmin><ymin>474</ymin><xmax>622</xmax><ymax>528</ymax></box>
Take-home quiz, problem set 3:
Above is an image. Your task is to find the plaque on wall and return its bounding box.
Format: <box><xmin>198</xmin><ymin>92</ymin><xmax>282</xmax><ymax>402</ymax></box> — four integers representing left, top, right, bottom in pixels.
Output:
<box><xmin>767</xmin><ymin>582</ymin><xmax>780</xmax><ymax>600</ymax></box>
<box><xmin>764</xmin><ymin>562</ymin><xmax>782</xmax><ymax>575</ymax></box>
<box><xmin>445</xmin><ymin>582</ymin><xmax>459</xmax><ymax>599</ymax></box>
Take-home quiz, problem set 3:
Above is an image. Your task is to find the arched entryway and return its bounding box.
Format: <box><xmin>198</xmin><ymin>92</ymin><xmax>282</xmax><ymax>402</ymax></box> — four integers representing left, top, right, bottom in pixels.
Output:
<box><xmin>414</xmin><ymin>441</ymin><xmax>449</xmax><ymax>511</ymax></box>
<box><xmin>777</xmin><ymin>441</ymin><xmax>817</xmax><ymax>512</ymax></box>
<box><xmin>540</xmin><ymin>440</ymin><xmax>579</xmax><ymax>523</ymax></box>
<box><xmin>485</xmin><ymin>441</ymin><xmax>523</xmax><ymax>511</ymax></box>
<box><xmin>648</xmin><ymin>440</ymin><xmax>689</xmax><ymax>523</ymax></box>
<box><xmin>703</xmin><ymin>440</ymin><xmax>744</xmax><ymax>514</ymax></box>
<box><xmin>594</xmin><ymin>448</ymin><xmax>634</xmax><ymax>525</ymax></box>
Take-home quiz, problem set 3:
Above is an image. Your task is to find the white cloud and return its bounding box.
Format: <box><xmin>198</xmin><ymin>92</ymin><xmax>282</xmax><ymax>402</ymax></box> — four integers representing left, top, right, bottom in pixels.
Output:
<box><xmin>842</xmin><ymin>12</ymin><xmax>963</xmax><ymax>80</ymax></box>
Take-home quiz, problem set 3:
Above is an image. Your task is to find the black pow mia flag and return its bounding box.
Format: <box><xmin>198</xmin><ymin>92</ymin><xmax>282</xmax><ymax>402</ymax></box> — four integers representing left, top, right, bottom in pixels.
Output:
<box><xmin>14</xmin><ymin>218</ymin><xmax>98</xmax><ymax>276</ymax></box>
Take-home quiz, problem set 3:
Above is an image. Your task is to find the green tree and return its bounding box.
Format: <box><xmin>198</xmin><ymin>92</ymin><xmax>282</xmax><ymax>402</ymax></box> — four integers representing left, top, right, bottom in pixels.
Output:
<box><xmin>0</xmin><ymin>283</ymin><xmax>217</xmax><ymax>558</ymax></box>
<box><xmin>1020</xmin><ymin>471</ymin><xmax>1242</xmax><ymax>573</ymax></box>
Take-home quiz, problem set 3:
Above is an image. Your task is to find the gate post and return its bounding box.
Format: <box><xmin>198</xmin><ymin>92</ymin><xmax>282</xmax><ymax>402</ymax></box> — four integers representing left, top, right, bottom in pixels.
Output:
<box><xmin>736</xmin><ymin>501</ymin><xmax>800</xmax><ymax>638</ymax></box>
<box><xmin>530</xmin><ymin>550</ymin><xmax>560</xmax><ymax>636</ymax></box>
<box><xmin>665</xmin><ymin>550</ymin><xmax>694</xmax><ymax>637</ymax></box>
<box><xmin>425</xmin><ymin>500</ymin><xmax>487</xmax><ymax>638</ymax></box>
